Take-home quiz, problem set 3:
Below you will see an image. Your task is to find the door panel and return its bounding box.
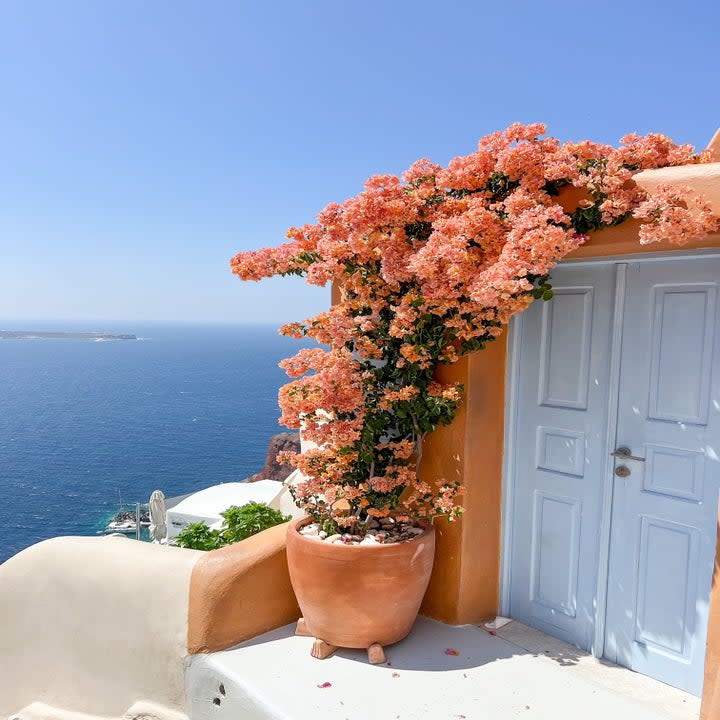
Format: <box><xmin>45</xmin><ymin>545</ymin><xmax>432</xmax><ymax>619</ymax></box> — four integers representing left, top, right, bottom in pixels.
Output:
<box><xmin>604</xmin><ymin>259</ymin><xmax>720</xmax><ymax>695</ymax></box>
<box><xmin>508</xmin><ymin>264</ymin><xmax>615</xmax><ymax>650</ymax></box>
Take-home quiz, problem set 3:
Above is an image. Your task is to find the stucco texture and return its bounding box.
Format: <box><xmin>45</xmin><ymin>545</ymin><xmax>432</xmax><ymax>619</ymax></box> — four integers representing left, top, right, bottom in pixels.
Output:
<box><xmin>0</xmin><ymin>536</ymin><xmax>200</xmax><ymax>718</ymax></box>
<box><xmin>187</xmin><ymin>521</ymin><xmax>300</xmax><ymax>653</ymax></box>
<box><xmin>420</xmin><ymin>339</ymin><xmax>507</xmax><ymax>624</ymax></box>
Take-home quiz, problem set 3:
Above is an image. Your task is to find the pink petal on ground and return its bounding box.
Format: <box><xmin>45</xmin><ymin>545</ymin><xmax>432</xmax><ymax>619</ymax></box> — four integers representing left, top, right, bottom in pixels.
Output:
<box><xmin>317</xmin><ymin>682</ymin><xmax>332</xmax><ymax>688</ymax></box>
<box><xmin>444</xmin><ymin>648</ymin><xmax>461</xmax><ymax>656</ymax></box>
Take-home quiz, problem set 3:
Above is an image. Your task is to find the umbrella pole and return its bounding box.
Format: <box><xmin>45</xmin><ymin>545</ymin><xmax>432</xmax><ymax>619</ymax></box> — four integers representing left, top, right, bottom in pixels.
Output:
<box><xmin>135</xmin><ymin>502</ymin><xmax>141</xmax><ymax>540</ymax></box>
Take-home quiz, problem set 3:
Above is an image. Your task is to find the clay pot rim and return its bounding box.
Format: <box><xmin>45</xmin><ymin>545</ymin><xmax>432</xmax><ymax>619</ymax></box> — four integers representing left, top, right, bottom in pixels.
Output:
<box><xmin>290</xmin><ymin>516</ymin><xmax>434</xmax><ymax>550</ymax></box>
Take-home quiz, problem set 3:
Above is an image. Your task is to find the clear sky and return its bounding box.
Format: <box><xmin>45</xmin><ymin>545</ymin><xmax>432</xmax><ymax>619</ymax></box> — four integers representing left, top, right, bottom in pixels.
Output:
<box><xmin>1</xmin><ymin>0</ymin><xmax>718</xmax><ymax>326</ymax></box>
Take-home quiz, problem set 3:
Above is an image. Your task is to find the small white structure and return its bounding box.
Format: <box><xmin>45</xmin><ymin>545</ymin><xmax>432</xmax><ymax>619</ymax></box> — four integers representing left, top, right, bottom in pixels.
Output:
<box><xmin>166</xmin><ymin>480</ymin><xmax>284</xmax><ymax>539</ymax></box>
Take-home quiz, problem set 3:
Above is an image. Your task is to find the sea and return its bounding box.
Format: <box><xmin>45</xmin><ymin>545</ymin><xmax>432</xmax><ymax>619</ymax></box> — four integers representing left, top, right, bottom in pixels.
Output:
<box><xmin>0</xmin><ymin>324</ymin><xmax>311</xmax><ymax>564</ymax></box>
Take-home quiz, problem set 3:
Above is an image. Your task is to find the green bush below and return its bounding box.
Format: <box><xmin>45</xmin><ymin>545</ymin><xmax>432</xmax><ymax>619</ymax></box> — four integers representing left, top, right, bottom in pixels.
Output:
<box><xmin>173</xmin><ymin>501</ymin><xmax>290</xmax><ymax>551</ymax></box>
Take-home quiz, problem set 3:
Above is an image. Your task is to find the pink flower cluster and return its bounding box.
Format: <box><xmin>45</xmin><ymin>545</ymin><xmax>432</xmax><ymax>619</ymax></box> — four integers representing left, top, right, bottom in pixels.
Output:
<box><xmin>231</xmin><ymin>124</ymin><xmax>718</xmax><ymax>529</ymax></box>
<box><xmin>633</xmin><ymin>183</ymin><xmax>720</xmax><ymax>245</ymax></box>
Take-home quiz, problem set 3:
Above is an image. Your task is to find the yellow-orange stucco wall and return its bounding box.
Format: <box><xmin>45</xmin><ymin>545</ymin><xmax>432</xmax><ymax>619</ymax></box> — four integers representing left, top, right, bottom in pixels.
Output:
<box><xmin>420</xmin><ymin>338</ymin><xmax>507</xmax><ymax>623</ymax></box>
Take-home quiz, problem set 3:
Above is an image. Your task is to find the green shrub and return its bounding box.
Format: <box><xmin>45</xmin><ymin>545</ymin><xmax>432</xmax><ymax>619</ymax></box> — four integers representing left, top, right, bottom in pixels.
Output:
<box><xmin>173</xmin><ymin>501</ymin><xmax>290</xmax><ymax>551</ymax></box>
<box><xmin>174</xmin><ymin>522</ymin><xmax>221</xmax><ymax>551</ymax></box>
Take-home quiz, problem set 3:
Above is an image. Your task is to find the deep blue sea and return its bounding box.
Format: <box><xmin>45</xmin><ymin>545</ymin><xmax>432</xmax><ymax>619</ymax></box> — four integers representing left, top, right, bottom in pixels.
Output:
<box><xmin>0</xmin><ymin>324</ymin><xmax>309</xmax><ymax>563</ymax></box>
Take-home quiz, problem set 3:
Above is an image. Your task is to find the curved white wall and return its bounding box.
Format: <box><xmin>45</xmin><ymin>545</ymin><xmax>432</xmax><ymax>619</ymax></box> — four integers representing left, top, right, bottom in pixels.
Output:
<box><xmin>0</xmin><ymin>536</ymin><xmax>201</xmax><ymax>718</ymax></box>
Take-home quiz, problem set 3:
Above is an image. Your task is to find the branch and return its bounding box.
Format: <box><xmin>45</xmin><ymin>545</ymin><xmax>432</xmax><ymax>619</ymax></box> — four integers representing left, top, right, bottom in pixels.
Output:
<box><xmin>411</xmin><ymin>414</ymin><xmax>425</xmax><ymax>475</ymax></box>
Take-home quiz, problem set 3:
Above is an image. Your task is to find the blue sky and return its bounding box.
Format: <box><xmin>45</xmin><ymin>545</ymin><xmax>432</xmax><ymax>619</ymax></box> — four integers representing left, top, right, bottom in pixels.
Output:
<box><xmin>1</xmin><ymin>0</ymin><xmax>718</xmax><ymax>326</ymax></box>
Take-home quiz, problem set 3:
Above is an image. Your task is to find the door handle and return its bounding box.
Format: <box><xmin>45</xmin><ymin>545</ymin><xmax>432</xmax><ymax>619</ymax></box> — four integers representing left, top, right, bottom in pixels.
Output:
<box><xmin>611</xmin><ymin>447</ymin><xmax>645</xmax><ymax>462</ymax></box>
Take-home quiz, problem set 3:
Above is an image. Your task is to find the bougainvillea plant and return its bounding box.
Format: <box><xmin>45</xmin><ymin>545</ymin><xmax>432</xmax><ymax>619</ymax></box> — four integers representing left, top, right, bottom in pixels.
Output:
<box><xmin>231</xmin><ymin>123</ymin><xmax>718</xmax><ymax>535</ymax></box>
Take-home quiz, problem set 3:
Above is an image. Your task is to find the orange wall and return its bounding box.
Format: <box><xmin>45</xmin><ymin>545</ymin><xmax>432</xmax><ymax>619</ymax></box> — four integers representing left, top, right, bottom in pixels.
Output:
<box><xmin>571</xmin><ymin>221</ymin><xmax>720</xmax><ymax>259</ymax></box>
<box><xmin>420</xmin><ymin>339</ymin><xmax>507</xmax><ymax>623</ymax></box>
<box><xmin>418</xmin><ymin>358</ymin><xmax>467</xmax><ymax>622</ymax></box>
<box><xmin>187</xmin><ymin>522</ymin><xmax>300</xmax><ymax>653</ymax></box>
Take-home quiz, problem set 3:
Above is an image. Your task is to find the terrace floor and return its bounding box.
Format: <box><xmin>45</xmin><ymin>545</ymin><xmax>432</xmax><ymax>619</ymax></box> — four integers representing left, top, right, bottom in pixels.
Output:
<box><xmin>186</xmin><ymin>616</ymin><xmax>700</xmax><ymax>720</ymax></box>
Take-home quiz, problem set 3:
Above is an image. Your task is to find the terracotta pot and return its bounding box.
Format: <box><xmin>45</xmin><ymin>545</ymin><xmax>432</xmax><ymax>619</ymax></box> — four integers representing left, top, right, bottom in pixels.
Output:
<box><xmin>286</xmin><ymin>517</ymin><xmax>436</xmax><ymax>649</ymax></box>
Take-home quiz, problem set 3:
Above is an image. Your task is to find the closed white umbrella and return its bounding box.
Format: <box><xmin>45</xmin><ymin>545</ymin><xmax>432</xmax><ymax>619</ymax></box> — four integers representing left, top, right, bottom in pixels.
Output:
<box><xmin>148</xmin><ymin>490</ymin><xmax>167</xmax><ymax>543</ymax></box>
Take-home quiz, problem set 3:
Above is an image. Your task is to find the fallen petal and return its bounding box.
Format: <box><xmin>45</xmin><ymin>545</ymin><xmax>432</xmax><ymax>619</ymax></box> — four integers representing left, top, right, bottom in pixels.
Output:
<box><xmin>444</xmin><ymin>648</ymin><xmax>461</xmax><ymax>656</ymax></box>
<box><xmin>317</xmin><ymin>681</ymin><xmax>332</xmax><ymax>689</ymax></box>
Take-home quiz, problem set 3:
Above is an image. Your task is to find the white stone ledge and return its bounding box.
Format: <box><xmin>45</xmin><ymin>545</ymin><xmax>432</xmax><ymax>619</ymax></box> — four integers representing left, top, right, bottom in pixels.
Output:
<box><xmin>186</xmin><ymin>617</ymin><xmax>682</xmax><ymax>720</ymax></box>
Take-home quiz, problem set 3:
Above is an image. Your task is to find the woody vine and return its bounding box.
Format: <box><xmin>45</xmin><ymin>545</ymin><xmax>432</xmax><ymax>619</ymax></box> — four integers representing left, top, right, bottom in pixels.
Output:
<box><xmin>231</xmin><ymin>123</ymin><xmax>718</xmax><ymax>535</ymax></box>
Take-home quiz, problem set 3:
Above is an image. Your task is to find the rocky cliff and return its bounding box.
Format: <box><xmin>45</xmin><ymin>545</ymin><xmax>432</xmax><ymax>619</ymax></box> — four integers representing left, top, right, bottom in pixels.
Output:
<box><xmin>246</xmin><ymin>432</ymin><xmax>300</xmax><ymax>482</ymax></box>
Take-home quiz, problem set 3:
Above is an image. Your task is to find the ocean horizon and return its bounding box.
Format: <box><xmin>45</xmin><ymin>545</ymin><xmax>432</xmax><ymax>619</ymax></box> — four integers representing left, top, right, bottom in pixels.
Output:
<box><xmin>0</xmin><ymin>322</ymin><xmax>311</xmax><ymax>563</ymax></box>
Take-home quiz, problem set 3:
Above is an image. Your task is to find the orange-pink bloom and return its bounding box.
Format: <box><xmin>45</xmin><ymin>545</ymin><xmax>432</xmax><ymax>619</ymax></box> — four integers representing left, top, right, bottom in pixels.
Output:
<box><xmin>230</xmin><ymin>124</ymin><xmax>718</xmax><ymax>528</ymax></box>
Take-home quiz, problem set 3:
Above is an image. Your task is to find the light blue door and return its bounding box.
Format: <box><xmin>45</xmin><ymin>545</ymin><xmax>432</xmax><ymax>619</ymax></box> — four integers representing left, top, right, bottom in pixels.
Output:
<box><xmin>508</xmin><ymin>263</ymin><xmax>616</xmax><ymax>651</ymax></box>
<box><xmin>508</xmin><ymin>257</ymin><xmax>720</xmax><ymax>695</ymax></box>
<box><xmin>604</xmin><ymin>258</ymin><xmax>720</xmax><ymax>695</ymax></box>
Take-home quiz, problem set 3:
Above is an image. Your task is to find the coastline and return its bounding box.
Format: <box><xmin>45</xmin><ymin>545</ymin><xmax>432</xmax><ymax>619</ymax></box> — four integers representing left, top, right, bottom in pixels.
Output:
<box><xmin>0</xmin><ymin>330</ymin><xmax>137</xmax><ymax>341</ymax></box>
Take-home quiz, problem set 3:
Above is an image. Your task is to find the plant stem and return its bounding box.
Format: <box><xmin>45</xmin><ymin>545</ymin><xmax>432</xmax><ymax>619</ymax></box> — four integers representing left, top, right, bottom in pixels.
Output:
<box><xmin>411</xmin><ymin>415</ymin><xmax>424</xmax><ymax>474</ymax></box>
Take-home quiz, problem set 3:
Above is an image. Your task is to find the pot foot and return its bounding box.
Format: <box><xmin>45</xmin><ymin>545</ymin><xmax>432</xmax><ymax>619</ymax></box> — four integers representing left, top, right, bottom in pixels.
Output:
<box><xmin>311</xmin><ymin>639</ymin><xmax>338</xmax><ymax>659</ymax></box>
<box><xmin>295</xmin><ymin>617</ymin><xmax>312</xmax><ymax>637</ymax></box>
<box><xmin>367</xmin><ymin>643</ymin><xmax>386</xmax><ymax>664</ymax></box>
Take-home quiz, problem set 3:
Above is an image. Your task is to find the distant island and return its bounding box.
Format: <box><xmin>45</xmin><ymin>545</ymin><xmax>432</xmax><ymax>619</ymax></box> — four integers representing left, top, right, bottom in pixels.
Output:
<box><xmin>0</xmin><ymin>330</ymin><xmax>137</xmax><ymax>341</ymax></box>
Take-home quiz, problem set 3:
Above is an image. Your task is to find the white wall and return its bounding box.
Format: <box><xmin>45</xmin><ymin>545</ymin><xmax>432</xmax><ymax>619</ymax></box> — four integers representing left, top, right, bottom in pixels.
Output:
<box><xmin>0</xmin><ymin>536</ymin><xmax>201</xmax><ymax>718</ymax></box>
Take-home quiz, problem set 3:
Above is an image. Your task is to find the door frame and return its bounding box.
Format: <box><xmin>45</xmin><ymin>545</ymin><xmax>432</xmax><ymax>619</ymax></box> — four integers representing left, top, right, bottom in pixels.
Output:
<box><xmin>500</xmin><ymin>249</ymin><xmax>720</xmax><ymax>660</ymax></box>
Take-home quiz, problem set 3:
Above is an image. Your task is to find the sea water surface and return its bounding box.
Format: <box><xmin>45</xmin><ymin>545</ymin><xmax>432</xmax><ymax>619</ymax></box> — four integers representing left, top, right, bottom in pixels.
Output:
<box><xmin>0</xmin><ymin>324</ymin><xmax>309</xmax><ymax>563</ymax></box>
